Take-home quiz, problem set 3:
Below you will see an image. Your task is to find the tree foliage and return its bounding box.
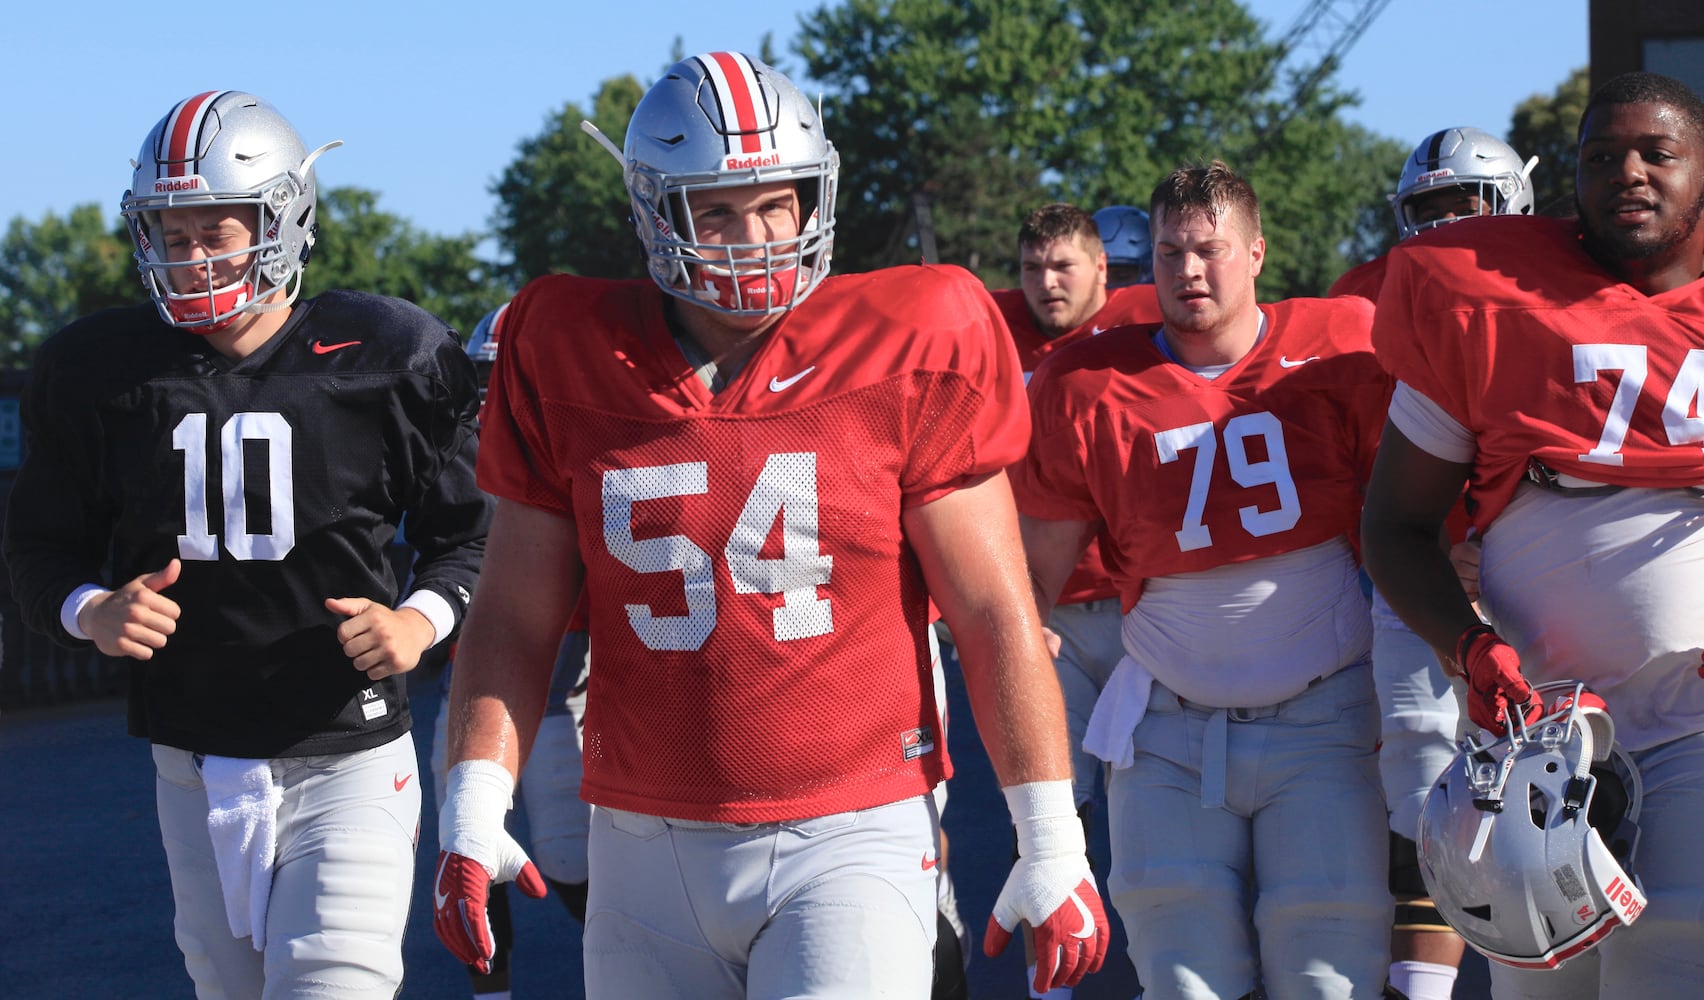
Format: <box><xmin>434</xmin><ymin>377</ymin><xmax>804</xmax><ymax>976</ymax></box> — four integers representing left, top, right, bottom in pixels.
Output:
<box><xmin>0</xmin><ymin>188</ymin><xmax>508</xmax><ymax>364</ymax></box>
<box><xmin>0</xmin><ymin>206</ymin><xmax>137</xmax><ymax>364</ymax></box>
<box><xmin>793</xmin><ymin>0</ymin><xmax>1406</xmax><ymax>295</ymax></box>
<box><xmin>307</xmin><ymin>187</ymin><xmax>510</xmax><ymax>337</ymax></box>
<box><xmin>491</xmin><ymin>76</ymin><xmax>649</xmax><ymax>284</ymax></box>
<box><xmin>1510</xmin><ymin>66</ymin><xmax>1591</xmax><ymax>218</ymax></box>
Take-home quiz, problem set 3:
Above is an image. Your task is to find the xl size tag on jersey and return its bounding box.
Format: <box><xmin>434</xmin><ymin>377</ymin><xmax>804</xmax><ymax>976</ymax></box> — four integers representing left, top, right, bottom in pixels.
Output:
<box><xmin>901</xmin><ymin>726</ymin><xmax>935</xmax><ymax>761</ymax></box>
<box><xmin>359</xmin><ymin>686</ymin><xmax>389</xmax><ymax>722</ymax></box>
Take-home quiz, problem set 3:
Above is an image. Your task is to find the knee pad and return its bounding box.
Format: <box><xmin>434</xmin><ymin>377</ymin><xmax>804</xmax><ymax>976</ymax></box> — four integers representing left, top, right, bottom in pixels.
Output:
<box><xmin>1389</xmin><ymin>833</ymin><xmax>1453</xmax><ymax>932</ymax></box>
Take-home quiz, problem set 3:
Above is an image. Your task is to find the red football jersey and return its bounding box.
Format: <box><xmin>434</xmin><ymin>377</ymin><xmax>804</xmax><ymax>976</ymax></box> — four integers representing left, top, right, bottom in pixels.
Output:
<box><xmin>478</xmin><ymin>267</ymin><xmax>1027</xmax><ymax>822</ymax></box>
<box><xmin>1375</xmin><ymin>215</ymin><xmax>1704</xmax><ymax>531</ymax></box>
<box><xmin>991</xmin><ymin>283</ymin><xmax>1163</xmax><ymax>602</ymax></box>
<box><xmin>1013</xmin><ymin>298</ymin><xmax>1389</xmax><ymax>610</ymax></box>
<box><xmin>1327</xmin><ymin>255</ymin><xmax>1387</xmax><ymax>302</ymax></box>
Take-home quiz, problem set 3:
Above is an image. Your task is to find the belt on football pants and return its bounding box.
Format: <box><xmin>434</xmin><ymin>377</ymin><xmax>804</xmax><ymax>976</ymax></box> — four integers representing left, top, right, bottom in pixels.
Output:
<box><xmin>1176</xmin><ymin>677</ymin><xmax>1327</xmax><ymax>809</ymax></box>
<box><xmin>1524</xmin><ymin>457</ymin><xmax>1704</xmax><ymax>497</ymax></box>
<box><xmin>1524</xmin><ymin>458</ymin><xmax>1625</xmax><ymax>496</ymax></box>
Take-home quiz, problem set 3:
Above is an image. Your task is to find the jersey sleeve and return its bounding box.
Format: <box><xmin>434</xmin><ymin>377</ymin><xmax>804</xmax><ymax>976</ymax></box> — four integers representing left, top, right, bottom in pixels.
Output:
<box><xmin>1010</xmin><ymin>349</ymin><xmax>1102</xmax><ymax>524</ymax></box>
<box><xmin>476</xmin><ymin>279</ymin><xmax>577</xmax><ymax>516</ymax></box>
<box><xmin>899</xmin><ymin>273</ymin><xmax>1030</xmax><ymax>506</ymax></box>
<box><xmin>1371</xmin><ymin>246</ymin><xmax>1473</xmax><ymax>431</ymax></box>
<box><xmin>394</xmin><ymin>322</ymin><xmax>492</xmax><ymax>636</ymax></box>
<box><xmin>3</xmin><ymin>322</ymin><xmax>117</xmax><ymax>645</ymax></box>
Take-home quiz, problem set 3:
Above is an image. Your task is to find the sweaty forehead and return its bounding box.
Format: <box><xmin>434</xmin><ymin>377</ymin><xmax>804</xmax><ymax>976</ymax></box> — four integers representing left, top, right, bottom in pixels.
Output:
<box><xmin>1583</xmin><ymin>101</ymin><xmax>1703</xmax><ymax>147</ymax></box>
<box><xmin>159</xmin><ymin>205</ymin><xmax>247</xmax><ymax>232</ymax></box>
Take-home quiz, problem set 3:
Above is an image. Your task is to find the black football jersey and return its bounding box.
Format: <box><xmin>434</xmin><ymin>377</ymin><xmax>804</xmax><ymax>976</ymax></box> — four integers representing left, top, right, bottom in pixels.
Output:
<box><xmin>4</xmin><ymin>292</ymin><xmax>491</xmax><ymax>757</ymax></box>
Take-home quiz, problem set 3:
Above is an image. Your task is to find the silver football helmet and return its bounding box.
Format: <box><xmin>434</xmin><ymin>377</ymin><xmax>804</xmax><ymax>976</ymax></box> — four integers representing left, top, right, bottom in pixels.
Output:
<box><xmin>121</xmin><ymin>91</ymin><xmax>341</xmax><ymax>332</ymax></box>
<box><xmin>1392</xmin><ymin>127</ymin><xmax>1537</xmax><ymax>241</ymax></box>
<box><xmin>1093</xmin><ymin>205</ymin><xmax>1153</xmax><ymax>287</ymax></box>
<box><xmin>465</xmin><ymin>302</ymin><xmax>507</xmax><ymax>398</ymax></box>
<box><xmin>585</xmin><ymin>52</ymin><xmax>837</xmax><ymax>316</ymax></box>
<box><xmin>1418</xmin><ymin>681</ymin><xmax>1645</xmax><ymax>971</ymax></box>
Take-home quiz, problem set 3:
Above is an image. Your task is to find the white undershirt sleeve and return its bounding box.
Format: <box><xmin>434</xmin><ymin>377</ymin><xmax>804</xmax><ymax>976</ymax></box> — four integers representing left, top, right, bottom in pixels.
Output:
<box><xmin>60</xmin><ymin>584</ymin><xmax>109</xmax><ymax>641</ymax></box>
<box><xmin>1387</xmin><ymin>380</ymin><xmax>1476</xmax><ymax>463</ymax></box>
<box><xmin>398</xmin><ymin>589</ymin><xmax>455</xmax><ymax>648</ymax></box>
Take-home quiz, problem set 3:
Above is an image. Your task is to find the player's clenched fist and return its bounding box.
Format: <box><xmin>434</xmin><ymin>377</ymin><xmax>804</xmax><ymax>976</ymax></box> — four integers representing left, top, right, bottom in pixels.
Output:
<box><xmin>1455</xmin><ymin>623</ymin><xmax>1541</xmax><ymax>736</ymax></box>
<box><xmin>985</xmin><ymin>781</ymin><xmax>1109</xmax><ymax>993</ymax></box>
<box><xmin>434</xmin><ymin>760</ymin><xmax>547</xmax><ymax>973</ymax></box>
<box><xmin>79</xmin><ymin>558</ymin><xmax>182</xmax><ymax>659</ymax></box>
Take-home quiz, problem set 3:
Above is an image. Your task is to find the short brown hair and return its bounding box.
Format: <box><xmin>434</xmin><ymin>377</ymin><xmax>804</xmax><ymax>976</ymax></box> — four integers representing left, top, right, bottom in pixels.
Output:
<box><xmin>1149</xmin><ymin>161</ymin><xmax>1261</xmax><ymax>240</ymax></box>
<box><xmin>1018</xmin><ymin>203</ymin><xmax>1103</xmax><ymax>255</ymax></box>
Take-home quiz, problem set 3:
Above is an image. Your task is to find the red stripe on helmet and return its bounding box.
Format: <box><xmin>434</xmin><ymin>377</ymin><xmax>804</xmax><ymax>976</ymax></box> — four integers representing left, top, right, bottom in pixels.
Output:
<box><xmin>164</xmin><ymin>91</ymin><xmax>223</xmax><ymax>178</ymax></box>
<box><xmin>708</xmin><ymin>52</ymin><xmax>764</xmax><ymax>154</ymax></box>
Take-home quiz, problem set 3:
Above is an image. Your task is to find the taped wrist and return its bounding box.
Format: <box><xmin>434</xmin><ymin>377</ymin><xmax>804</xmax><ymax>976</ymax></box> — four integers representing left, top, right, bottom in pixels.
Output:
<box><xmin>440</xmin><ymin>759</ymin><xmax>517</xmax><ymax>874</ymax></box>
<box><xmin>1004</xmin><ymin>781</ymin><xmax>1085</xmax><ymax>859</ymax></box>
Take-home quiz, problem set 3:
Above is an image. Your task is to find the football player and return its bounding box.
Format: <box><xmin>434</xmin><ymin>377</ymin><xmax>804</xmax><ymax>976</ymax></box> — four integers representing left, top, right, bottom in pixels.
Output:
<box><xmin>1015</xmin><ymin>161</ymin><xmax>1395</xmax><ymax>999</ymax></box>
<box><xmin>1330</xmin><ymin>126</ymin><xmax>1537</xmax><ymax>300</ymax></box>
<box><xmin>431</xmin><ymin>302</ymin><xmax>596</xmax><ymax>1000</ymax></box>
<box><xmin>432</xmin><ymin>52</ymin><xmax>1107</xmax><ymax>999</ymax></box>
<box><xmin>989</xmin><ymin>201</ymin><xmax>1162</xmax><ymax>1000</ymax></box>
<box><xmin>1331</xmin><ymin>126</ymin><xmax>1537</xmax><ymax>1000</ymax></box>
<box><xmin>2</xmin><ymin>91</ymin><xmax>489</xmax><ymax>998</ymax></box>
<box><xmin>1094</xmin><ymin>204</ymin><xmax>1156</xmax><ymax>289</ymax></box>
<box><xmin>1363</xmin><ymin>71</ymin><xmax>1704</xmax><ymax>999</ymax></box>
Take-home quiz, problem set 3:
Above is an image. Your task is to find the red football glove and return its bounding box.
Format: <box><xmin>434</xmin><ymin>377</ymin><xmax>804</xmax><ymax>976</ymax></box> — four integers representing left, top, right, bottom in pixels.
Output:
<box><xmin>1456</xmin><ymin>624</ymin><xmax>1541</xmax><ymax>736</ymax></box>
<box><xmin>433</xmin><ymin>761</ymin><xmax>548</xmax><ymax>973</ymax></box>
<box><xmin>985</xmin><ymin>782</ymin><xmax>1110</xmax><ymax>993</ymax></box>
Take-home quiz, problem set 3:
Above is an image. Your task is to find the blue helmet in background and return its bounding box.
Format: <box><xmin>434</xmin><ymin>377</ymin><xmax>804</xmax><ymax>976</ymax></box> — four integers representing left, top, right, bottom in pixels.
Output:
<box><xmin>1093</xmin><ymin>205</ymin><xmax>1153</xmax><ymax>287</ymax></box>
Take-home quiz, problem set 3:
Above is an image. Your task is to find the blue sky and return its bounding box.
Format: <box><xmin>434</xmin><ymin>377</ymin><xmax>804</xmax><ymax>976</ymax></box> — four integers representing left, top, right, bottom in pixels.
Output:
<box><xmin>2</xmin><ymin>0</ymin><xmax>1587</xmax><ymax>240</ymax></box>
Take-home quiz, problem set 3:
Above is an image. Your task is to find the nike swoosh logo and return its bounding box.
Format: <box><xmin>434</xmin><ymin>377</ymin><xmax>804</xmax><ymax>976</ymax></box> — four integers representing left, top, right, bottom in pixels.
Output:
<box><xmin>768</xmin><ymin>366</ymin><xmax>816</xmax><ymax>392</ymax></box>
<box><xmin>433</xmin><ymin>853</ymin><xmax>451</xmax><ymax>911</ymax></box>
<box><xmin>922</xmin><ymin>853</ymin><xmax>939</xmax><ymax>871</ymax></box>
<box><xmin>394</xmin><ymin>773</ymin><xmax>413</xmax><ymax>792</ymax></box>
<box><xmin>1278</xmin><ymin>355</ymin><xmax>1321</xmax><ymax>368</ymax></box>
<box><xmin>1068</xmin><ymin>891</ymin><xmax>1097</xmax><ymax>939</ymax></box>
<box><xmin>312</xmin><ymin>339</ymin><xmax>361</xmax><ymax>355</ymax></box>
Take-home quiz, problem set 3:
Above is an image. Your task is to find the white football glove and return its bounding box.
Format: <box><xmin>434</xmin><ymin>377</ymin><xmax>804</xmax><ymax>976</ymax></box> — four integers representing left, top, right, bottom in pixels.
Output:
<box><xmin>433</xmin><ymin>760</ymin><xmax>547</xmax><ymax>973</ymax></box>
<box><xmin>984</xmin><ymin>781</ymin><xmax>1110</xmax><ymax>993</ymax></box>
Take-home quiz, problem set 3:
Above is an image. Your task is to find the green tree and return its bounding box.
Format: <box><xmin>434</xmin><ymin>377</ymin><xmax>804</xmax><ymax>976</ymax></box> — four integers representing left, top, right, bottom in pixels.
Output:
<box><xmin>0</xmin><ymin>205</ymin><xmax>137</xmax><ymax>364</ymax></box>
<box><xmin>308</xmin><ymin>187</ymin><xmax>511</xmax><ymax>337</ymax></box>
<box><xmin>492</xmin><ymin>76</ymin><xmax>648</xmax><ymax>283</ymax></box>
<box><xmin>795</xmin><ymin>0</ymin><xmax>1405</xmax><ymax>296</ymax></box>
<box><xmin>1510</xmin><ymin>66</ymin><xmax>1590</xmax><ymax>218</ymax></box>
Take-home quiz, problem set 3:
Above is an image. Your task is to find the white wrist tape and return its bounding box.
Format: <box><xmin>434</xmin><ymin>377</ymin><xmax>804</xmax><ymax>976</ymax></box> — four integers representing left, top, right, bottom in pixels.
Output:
<box><xmin>440</xmin><ymin>759</ymin><xmax>518</xmax><ymax>875</ymax></box>
<box><xmin>1004</xmin><ymin>780</ymin><xmax>1085</xmax><ymax>859</ymax></box>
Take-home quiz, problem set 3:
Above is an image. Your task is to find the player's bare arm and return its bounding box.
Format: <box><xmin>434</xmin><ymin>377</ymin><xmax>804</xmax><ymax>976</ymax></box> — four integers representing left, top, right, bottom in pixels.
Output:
<box><xmin>905</xmin><ymin>471</ymin><xmax>1071</xmax><ymax>783</ymax></box>
<box><xmin>79</xmin><ymin>559</ymin><xmax>182</xmax><ymax>660</ymax></box>
<box><xmin>1017</xmin><ymin>513</ymin><xmax>1103</xmax><ymax>626</ymax></box>
<box><xmin>446</xmin><ymin>498</ymin><xmax>583</xmax><ymax>776</ymax></box>
<box><xmin>324</xmin><ymin>598</ymin><xmax>436</xmax><ymax>682</ymax></box>
<box><xmin>908</xmin><ymin>472</ymin><xmax>1110</xmax><ymax>991</ymax></box>
<box><xmin>1361</xmin><ymin>421</ymin><xmax>1481</xmax><ymax>669</ymax></box>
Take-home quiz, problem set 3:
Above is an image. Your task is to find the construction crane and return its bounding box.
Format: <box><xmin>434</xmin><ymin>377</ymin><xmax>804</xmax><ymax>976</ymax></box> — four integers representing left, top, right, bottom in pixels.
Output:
<box><xmin>1249</xmin><ymin>0</ymin><xmax>1395</xmax><ymax>154</ymax></box>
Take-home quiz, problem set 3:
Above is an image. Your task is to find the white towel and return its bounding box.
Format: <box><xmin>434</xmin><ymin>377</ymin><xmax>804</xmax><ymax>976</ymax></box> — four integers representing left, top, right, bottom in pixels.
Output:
<box><xmin>202</xmin><ymin>756</ymin><xmax>283</xmax><ymax>951</ymax></box>
<box><xmin>1082</xmin><ymin>655</ymin><xmax>1155</xmax><ymax>769</ymax></box>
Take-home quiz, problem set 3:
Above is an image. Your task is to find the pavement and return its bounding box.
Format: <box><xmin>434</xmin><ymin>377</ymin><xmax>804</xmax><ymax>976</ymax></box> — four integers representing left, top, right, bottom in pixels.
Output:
<box><xmin>0</xmin><ymin>657</ymin><xmax>1490</xmax><ymax>998</ymax></box>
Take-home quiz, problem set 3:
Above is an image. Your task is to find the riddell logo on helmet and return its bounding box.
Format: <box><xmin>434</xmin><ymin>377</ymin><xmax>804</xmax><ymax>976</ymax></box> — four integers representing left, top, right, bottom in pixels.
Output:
<box><xmin>1603</xmin><ymin>875</ymin><xmax>1646</xmax><ymax>922</ymax></box>
<box><xmin>152</xmin><ymin>176</ymin><xmax>205</xmax><ymax>194</ymax></box>
<box><xmin>726</xmin><ymin>153</ymin><xmax>782</xmax><ymax>169</ymax></box>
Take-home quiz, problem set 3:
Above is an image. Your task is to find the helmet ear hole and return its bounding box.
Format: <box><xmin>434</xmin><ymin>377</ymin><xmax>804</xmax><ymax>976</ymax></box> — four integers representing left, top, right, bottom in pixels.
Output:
<box><xmin>1527</xmin><ymin>784</ymin><xmax>1551</xmax><ymax>828</ymax></box>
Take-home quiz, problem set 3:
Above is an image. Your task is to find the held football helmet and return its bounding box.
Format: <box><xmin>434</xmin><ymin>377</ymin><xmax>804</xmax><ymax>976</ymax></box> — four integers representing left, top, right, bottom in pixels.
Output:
<box><xmin>121</xmin><ymin>91</ymin><xmax>341</xmax><ymax>333</ymax></box>
<box><xmin>585</xmin><ymin>52</ymin><xmax>837</xmax><ymax>316</ymax></box>
<box><xmin>1392</xmin><ymin>126</ymin><xmax>1538</xmax><ymax>241</ymax></box>
<box><xmin>1417</xmin><ymin>681</ymin><xmax>1645</xmax><ymax>970</ymax></box>
<box><xmin>1093</xmin><ymin>205</ymin><xmax>1153</xmax><ymax>287</ymax></box>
